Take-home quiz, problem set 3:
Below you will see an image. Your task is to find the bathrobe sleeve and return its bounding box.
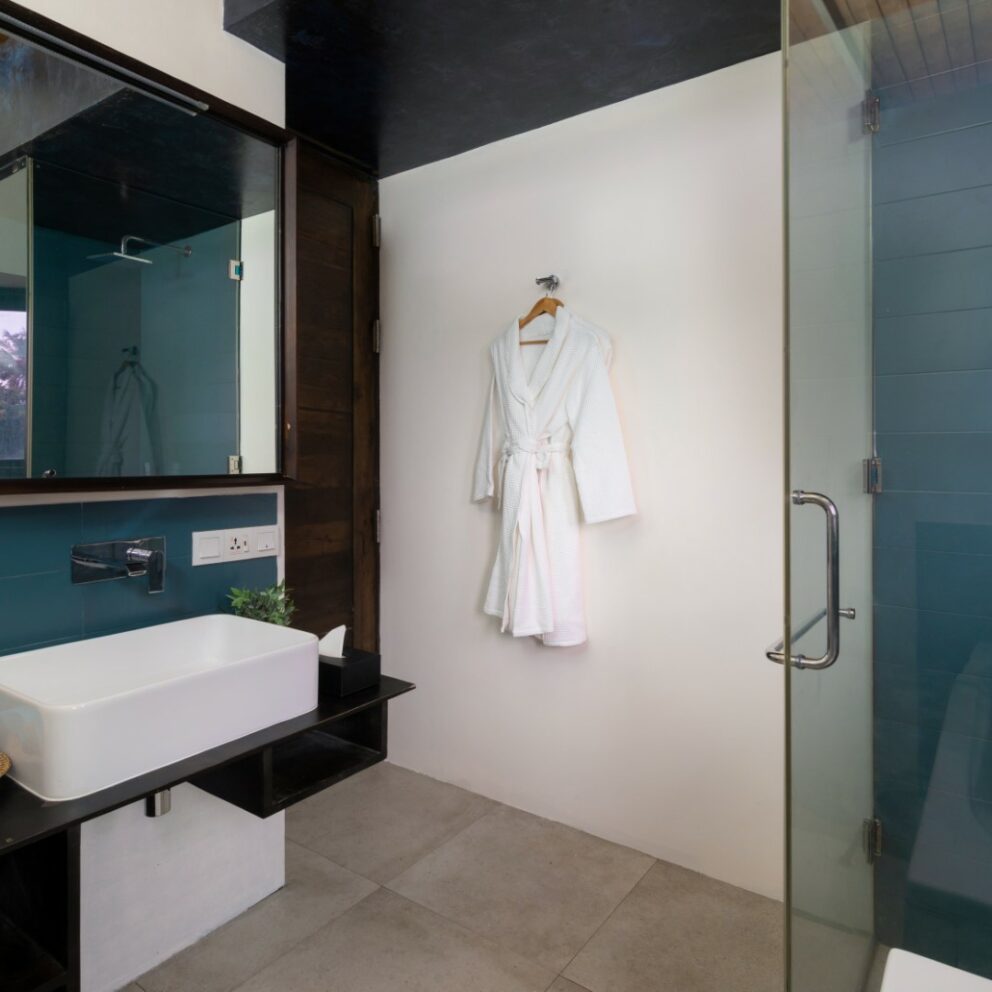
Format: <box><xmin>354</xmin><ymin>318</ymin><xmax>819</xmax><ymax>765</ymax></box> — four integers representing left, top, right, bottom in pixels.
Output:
<box><xmin>570</xmin><ymin>349</ymin><xmax>636</xmax><ymax>524</ymax></box>
<box><xmin>473</xmin><ymin>374</ymin><xmax>501</xmax><ymax>502</ymax></box>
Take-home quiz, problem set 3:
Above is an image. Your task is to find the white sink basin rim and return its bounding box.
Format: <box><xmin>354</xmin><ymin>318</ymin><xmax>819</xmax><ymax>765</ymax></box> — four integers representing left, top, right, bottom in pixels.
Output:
<box><xmin>0</xmin><ymin>614</ymin><xmax>318</xmax><ymax>801</ymax></box>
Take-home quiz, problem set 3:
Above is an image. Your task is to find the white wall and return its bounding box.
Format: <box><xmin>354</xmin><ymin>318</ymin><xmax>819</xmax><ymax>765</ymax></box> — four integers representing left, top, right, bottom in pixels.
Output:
<box><xmin>14</xmin><ymin>0</ymin><xmax>284</xmax><ymax>125</ymax></box>
<box><xmin>380</xmin><ymin>52</ymin><xmax>785</xmax><ymax>899</ymax></box>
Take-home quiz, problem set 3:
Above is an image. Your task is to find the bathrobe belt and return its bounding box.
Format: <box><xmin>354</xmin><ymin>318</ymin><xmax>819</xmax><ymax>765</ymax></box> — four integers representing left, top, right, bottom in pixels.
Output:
<box><xmin>498</xmin><ymin>434</ymin><xmax>569</xmax><ymax>635</ymax></box>
<box><xmin>496</xmin><ymin>434</ymin><xmax>568</xmax><ymax>508</ymax></box>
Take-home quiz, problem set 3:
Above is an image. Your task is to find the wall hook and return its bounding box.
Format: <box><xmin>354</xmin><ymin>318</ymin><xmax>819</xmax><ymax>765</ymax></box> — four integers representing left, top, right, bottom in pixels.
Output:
<box><xmin>535</xmin><ymin>274</ymin><xmax>560</xmax><ymax>296</ymax></box>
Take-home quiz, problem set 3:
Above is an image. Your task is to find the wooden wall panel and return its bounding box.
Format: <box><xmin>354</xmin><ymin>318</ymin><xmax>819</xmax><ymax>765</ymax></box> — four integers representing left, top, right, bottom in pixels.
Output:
<box><xmin>283</xmin><ymin>139</ymin><xmax>379</xmax><ymax>649</ymax></box>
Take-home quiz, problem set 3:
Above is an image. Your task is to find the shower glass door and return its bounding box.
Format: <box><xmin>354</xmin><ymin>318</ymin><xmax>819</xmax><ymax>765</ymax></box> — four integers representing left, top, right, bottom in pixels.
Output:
<box><xmin>784</xmin><ymin>2</ymin><xmax>875</xmax><ymax>989</ymax></box>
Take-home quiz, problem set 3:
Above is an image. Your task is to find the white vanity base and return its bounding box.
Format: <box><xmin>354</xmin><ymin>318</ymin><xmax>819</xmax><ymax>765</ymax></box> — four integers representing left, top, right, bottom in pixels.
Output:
<box><xmin>80</xmin><ymin>784</ymin><xmax>284</xmax><ymax>992</ymax></box>
<box><xmin>882</xmin><ymin>950</ymin><xmax>992</xmax><ymax>992</ymax></box>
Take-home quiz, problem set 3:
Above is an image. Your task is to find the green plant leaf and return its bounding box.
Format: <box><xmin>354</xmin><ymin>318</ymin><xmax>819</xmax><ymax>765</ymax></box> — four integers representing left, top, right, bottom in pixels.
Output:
<box><xmin>227</xmin><ymin>580</ymin><xmax>297</xmax><ymax>626</ymax></box>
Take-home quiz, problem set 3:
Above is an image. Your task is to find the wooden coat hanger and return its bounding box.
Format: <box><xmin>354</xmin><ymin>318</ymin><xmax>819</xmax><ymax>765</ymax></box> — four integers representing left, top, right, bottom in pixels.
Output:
<box><xmin>519</xmin><ymin>275</ymin><xmax>562</xmax><ymax>343</ymax></box>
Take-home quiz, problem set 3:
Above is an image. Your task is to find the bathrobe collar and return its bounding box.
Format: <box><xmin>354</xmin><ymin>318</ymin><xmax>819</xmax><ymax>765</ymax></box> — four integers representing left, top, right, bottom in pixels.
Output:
<box><xmin>502</xmin><ymin>305</ymin><xmax>571</xmax><ymax>408</ymax></box>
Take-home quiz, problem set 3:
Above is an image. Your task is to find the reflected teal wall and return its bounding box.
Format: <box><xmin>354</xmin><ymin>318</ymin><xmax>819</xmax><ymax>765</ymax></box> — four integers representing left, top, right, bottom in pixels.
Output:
<box><xmin>31</xmin><ymin>226</ymin><xmax>113</xmax><ymax>477</ymax></box>
<box><xmin>31</xmin><ymin>163</ymin><xmax>240</xmax><ymax>479</ymax></box>
<box><xmin>0</xmin><ymin>492</ymin><xmax>277</xmax><ymax>655</ymax></box>
<box><xmin>874</xmin><ymin>84</ymin><xmax>992</xmax><ymax>976</ymax></box>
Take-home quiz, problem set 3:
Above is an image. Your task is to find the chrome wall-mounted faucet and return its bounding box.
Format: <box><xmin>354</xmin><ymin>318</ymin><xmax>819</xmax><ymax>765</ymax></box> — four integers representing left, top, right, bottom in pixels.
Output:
<box><xmin>71</xmin><ymin>537</ymin><xmax>166</xmax><ymax>594</ymax></box>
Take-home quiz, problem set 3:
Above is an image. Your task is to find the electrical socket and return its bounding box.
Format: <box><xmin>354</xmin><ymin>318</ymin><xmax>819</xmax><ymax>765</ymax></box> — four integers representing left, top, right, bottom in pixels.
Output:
<box><xmin>192</xmin><ymin>525</ymin><xmax>280</xmax><ymax>566</ymax></box>
<box><xmin>224</xmin><ymin>530</ymin><xmax>253</xmax><ymax>559</ymax></box>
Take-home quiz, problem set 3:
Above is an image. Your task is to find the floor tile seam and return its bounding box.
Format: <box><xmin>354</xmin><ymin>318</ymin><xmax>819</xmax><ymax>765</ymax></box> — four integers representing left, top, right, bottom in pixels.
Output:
<box><xmin>379</xmin><ymin>872</ymin><xmax>553</xmax><ymax>973</ymax></box>
<box><xmin>284</xmin><ymin>836</ymin><xmax>384</xmax><ymax>887</ymax></box>
<box><xmin>556</xmin><ymin>855</ymin><xmax>658</xmax><ymax>980</ymax></box>
<box><xmin>382</xmin><ymin>848</ymin><xmax>659</xmax><ymax>980</ymax></box>
<box><xmin>224</xmin><ymin>888</ymin><xmax>383</xmax><ymax>992</ymax></box>
<box><xmin>377</xmin><ymin>799</ymin><xmax>507</xmax><ymax>886</ymax></box>
<box><xmin>545</xmin><ymin>977</ymin><xmax>594</xmax><ymax>992</ymax></box>
<box><xmin>351</xmin><ymin>887</ymin><xmax>557</xmax><ymax>983</ymax></box>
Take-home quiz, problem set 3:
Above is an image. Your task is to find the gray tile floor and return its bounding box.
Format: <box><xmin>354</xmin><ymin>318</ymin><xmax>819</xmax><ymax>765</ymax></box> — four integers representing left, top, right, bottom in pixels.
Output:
<box><xmin>134</xmin><ymin>763</ymin><xmax>784</xmax><ymax>992</ymax></box>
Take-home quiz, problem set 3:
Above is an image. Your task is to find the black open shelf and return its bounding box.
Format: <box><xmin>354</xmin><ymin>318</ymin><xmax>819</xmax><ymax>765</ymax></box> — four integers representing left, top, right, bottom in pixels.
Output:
<box><xmin>269</xmin><ymin>730</ymin><xmax>381</xmax><ymax>809</ymax></box>
<box><xmin>0</xmin><ymin>914</ymin><xmax>67</xmax><ymax>992</ymax></box>
<box><xmin>192</xmin><ymin>677</ymin><xmax>401</xmax><ymax>816</ymax></box>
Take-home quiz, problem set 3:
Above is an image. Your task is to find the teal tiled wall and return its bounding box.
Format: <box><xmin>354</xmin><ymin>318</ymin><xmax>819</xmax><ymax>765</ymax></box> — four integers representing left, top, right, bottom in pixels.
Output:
<box><xmin>31</xmin><ymin>162</ymin><xmax>240</xmax><ymax>479</ymax></box>
<box><xmin>874</xmin><ymin>83</ymin><xmax>992</xmax><ymax>977</ymax></box>
<box><xmin>0</xmin><ymin>492</ymin><xmax>278</xmax><ymax>655</ymax></box>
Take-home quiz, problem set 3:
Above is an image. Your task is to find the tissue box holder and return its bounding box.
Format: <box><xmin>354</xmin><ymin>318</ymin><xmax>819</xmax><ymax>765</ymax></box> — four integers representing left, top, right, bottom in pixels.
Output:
<box><xmin>319</xmin><ymin>647</ymin><xmax>381</xmax><ymax>698</ymax></box>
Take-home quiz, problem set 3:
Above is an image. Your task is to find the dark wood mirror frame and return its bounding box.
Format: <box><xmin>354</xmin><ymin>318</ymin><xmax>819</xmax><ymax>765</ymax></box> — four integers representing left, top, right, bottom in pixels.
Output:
<box><xmin>0</xmin><ymin>0</ymin><xmax>288</xmax><ymax>495</ymax></box>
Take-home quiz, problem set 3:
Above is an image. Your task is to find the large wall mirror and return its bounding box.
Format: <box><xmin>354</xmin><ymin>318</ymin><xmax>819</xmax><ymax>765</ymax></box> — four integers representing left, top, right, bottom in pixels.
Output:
<box><xmin>0</xmin><ymin>26</ymin><xmax>281</xmax><ymax>482</ymax></box>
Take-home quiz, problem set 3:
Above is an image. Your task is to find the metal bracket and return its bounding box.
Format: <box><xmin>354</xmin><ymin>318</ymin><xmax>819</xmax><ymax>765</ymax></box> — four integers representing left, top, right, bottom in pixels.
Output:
<box><xmin>373</xmin><ymin>319</ymin><xmax>381</xmax><ymax>354</ymax></box>
<box><xmin>863</xmin><ymin>457</ymin><xmax>883</xmax><ymax>495</ymax></box>
<box><xmin>863</xmin><ymin>91</ymin><xmax>881</xmax><ymax>134</ymax></box>
<box><xmin>863</xmin><ymin>817</ymin><xmax>883</xmax><ymax>864</ymax></box>
<box><xmin>372</xmin><ymin>214</ymin><xmax>382</xmax><ymax>248</ymax></box>
<box><xmin>375</xmin><ymin>509</ymin><xmax>381</xmax><ymax>544</ymax></box>
<box><xmin>228</xmin><ymin>259</ymin><xmax>244</xmax><ymax>281</ymax></box>
<box><xmin>228</xmin><ymin>454</ymin><xmax>242</xmax><ymax>475</ymax></box>
<box><xmin>146</xmin><ymin>789</ymin><xmax>172</xmax><ymax>817</ymax></box>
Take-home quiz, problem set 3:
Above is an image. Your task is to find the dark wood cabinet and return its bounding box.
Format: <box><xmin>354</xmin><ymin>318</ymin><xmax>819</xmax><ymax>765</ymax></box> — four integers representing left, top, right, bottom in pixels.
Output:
<box><xmin>282</xmin><ymin>139</ymin><xmax>380</xmax><ymax>651</ymax></box>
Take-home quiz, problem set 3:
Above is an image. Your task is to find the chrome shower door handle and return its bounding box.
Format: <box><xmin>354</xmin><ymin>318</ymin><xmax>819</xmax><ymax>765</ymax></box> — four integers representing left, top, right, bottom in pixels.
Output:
<box><xmin>766</xmin><ymin>490</ymin><xmax>855</xmax><ymax>670</ymax></box>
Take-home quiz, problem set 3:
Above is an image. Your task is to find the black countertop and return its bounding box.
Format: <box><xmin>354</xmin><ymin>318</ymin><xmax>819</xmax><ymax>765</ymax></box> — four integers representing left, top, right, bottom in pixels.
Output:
<box><xmin>0</xmin><ymin>675</ymin><xmax>414</xmax><ymax>856</ymax></box>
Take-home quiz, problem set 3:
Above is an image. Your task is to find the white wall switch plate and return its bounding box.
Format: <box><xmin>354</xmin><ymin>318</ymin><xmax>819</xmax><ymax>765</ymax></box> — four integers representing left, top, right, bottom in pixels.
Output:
<box><xmin>192</xmin><ymin>526</ymin><xmax>280</xmax><ymax>566</ymax></box>
<box><xmin>254</xmin><ymin>528</ymin><xmax>278</xmax><ymax>554</ymax></box>
<box><xmin>192</xmin><ymin>530</ymin><xmax>224</xmax><ymax>566</ymax></box>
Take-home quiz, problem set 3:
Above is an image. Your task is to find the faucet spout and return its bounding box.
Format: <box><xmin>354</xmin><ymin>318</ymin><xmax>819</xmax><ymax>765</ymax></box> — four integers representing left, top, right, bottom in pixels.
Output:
<box><xmin>71</xmin><ymin>537</ymin><xmax>167</xmax><ymax>594</ymax></box>
<box><xmin>126</xmin><ymin>546</ymin><xmax>165</xmax><ymax>594</ymax></box>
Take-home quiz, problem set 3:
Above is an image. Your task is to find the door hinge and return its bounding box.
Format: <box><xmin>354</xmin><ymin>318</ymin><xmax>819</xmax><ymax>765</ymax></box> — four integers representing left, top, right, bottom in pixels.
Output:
<box><xmin>228</xmin><ymin>454</ymin><xmax>242</xmax><ymax>475</ymax></box>
<box><xmin>229</xmin><ymin>259</ymin><xmax>244</xmax><ymax>281</ymax></box>
<box><xmin>373</xmin><ymin>318</ymin><xmax>381</xmax><ymax>354</ymax></box>
<box><xmin>863</xmin><ymin>90</ymin><xmax>881</xmax><ymax>134</ymax></box>
<box><xmin>375</xmin><ymin>509</ymin><xmax>381</xmax><ymax>543</ymax></box>
<box><xmin>863</xmin><ymin>817</ymin><xmax>883</xmax><ymax>864</ymax></box>
<box><xmin>863</xmin><ymin>456</ymin><xmax>883</xmax><ymax>494</ymax></box>
<box><xmin>372</xmin><ymin>214</ymin><xmax>381</xmax><ymax>248</ymax></box>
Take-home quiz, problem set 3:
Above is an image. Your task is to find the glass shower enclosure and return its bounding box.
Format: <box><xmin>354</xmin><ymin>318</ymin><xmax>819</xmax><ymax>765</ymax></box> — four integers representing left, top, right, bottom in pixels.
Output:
<box><xmin>784</xmin><ymin>0</ymin><xmax>992</xmax><ymax>988</ymax></box>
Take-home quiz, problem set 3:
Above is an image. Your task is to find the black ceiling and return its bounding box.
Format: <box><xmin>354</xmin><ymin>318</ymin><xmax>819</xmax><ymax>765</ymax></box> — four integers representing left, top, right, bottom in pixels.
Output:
<box><xmin>225</xmin><ymin>0</ymin><xmax>781</xmax><ymax>176</ymax></box>
<box><xmin>23</xmin><ymin>90</ymin><xmax>279</xmax><ymax>234</ymax></box>
<box><xmin>0</xmin><ymin>31</ymin><xmax>279</xmax><ymax>243</ymax></box>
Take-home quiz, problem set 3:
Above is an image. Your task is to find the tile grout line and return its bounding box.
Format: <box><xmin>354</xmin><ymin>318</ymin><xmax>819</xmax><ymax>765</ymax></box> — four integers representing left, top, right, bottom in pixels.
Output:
<box><xmin>226</xmin><ymin>887</ymin><xmax>549</xmax><ymax>992</ymax></box>
<box><xmin>138</xmin><ymin>847</ymin><xmax>381</xmax><ymax>992</ymax></box>
<box><xmin>545</xmin><ymin>979</ymin><xmax>595</xmax><ymax>992</ymax></box>
<box><xmin>282</xmin><ymin>836</ymin><xmax>383</xmax><ymax>886</ymax></box>
<box><xmin>379</xmin><ymin>799</ymin><xmax>505</xmax><ymax>887</ymax></box>
<box><xmin>377</xmin><ymin>802</ymin><xmax>658</xmax><ymax>979</ymax></box>
<box><xmin>553</xmin><ymin>856</ymin><xmax>658</xmax><ymax>984</ymax></box>
<box><xmin>286</xmin><ymin>797</ymin><xmax>501</xmax><ymax>889</ymax></box>
<box><xmin>222</xmin><ymin>887</ymin><xmax>384</xmax><ymax>992</ymax></box>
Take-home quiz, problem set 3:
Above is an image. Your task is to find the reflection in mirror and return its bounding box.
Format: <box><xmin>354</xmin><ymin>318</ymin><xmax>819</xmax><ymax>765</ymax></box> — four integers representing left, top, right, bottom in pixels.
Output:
<box><xmin>0</xmin><ymin>30</ymin><xmax>280</xmax><ymax>480</ymax></box>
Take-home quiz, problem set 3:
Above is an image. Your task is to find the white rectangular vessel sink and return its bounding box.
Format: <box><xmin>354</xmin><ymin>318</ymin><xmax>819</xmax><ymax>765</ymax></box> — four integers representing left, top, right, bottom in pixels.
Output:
<box><xmin>0</xmin><ymin>614</ymin><xmax>319</xmax><ymax>801</ymax></box>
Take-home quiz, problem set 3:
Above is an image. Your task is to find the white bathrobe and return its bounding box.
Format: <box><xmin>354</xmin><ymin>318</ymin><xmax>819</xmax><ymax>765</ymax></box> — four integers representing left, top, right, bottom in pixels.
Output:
<box><xmin>473</xmin><ymin>307</ymin><xmax>635</xmax><ymax>646</ymax></box>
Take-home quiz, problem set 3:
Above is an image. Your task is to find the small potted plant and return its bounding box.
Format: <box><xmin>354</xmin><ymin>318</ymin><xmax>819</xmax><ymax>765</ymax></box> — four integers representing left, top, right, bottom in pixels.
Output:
<box><xmin>227</xmin><ymin>580</ymin><xmax>297</xmax><ymax>626</ymax></box>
